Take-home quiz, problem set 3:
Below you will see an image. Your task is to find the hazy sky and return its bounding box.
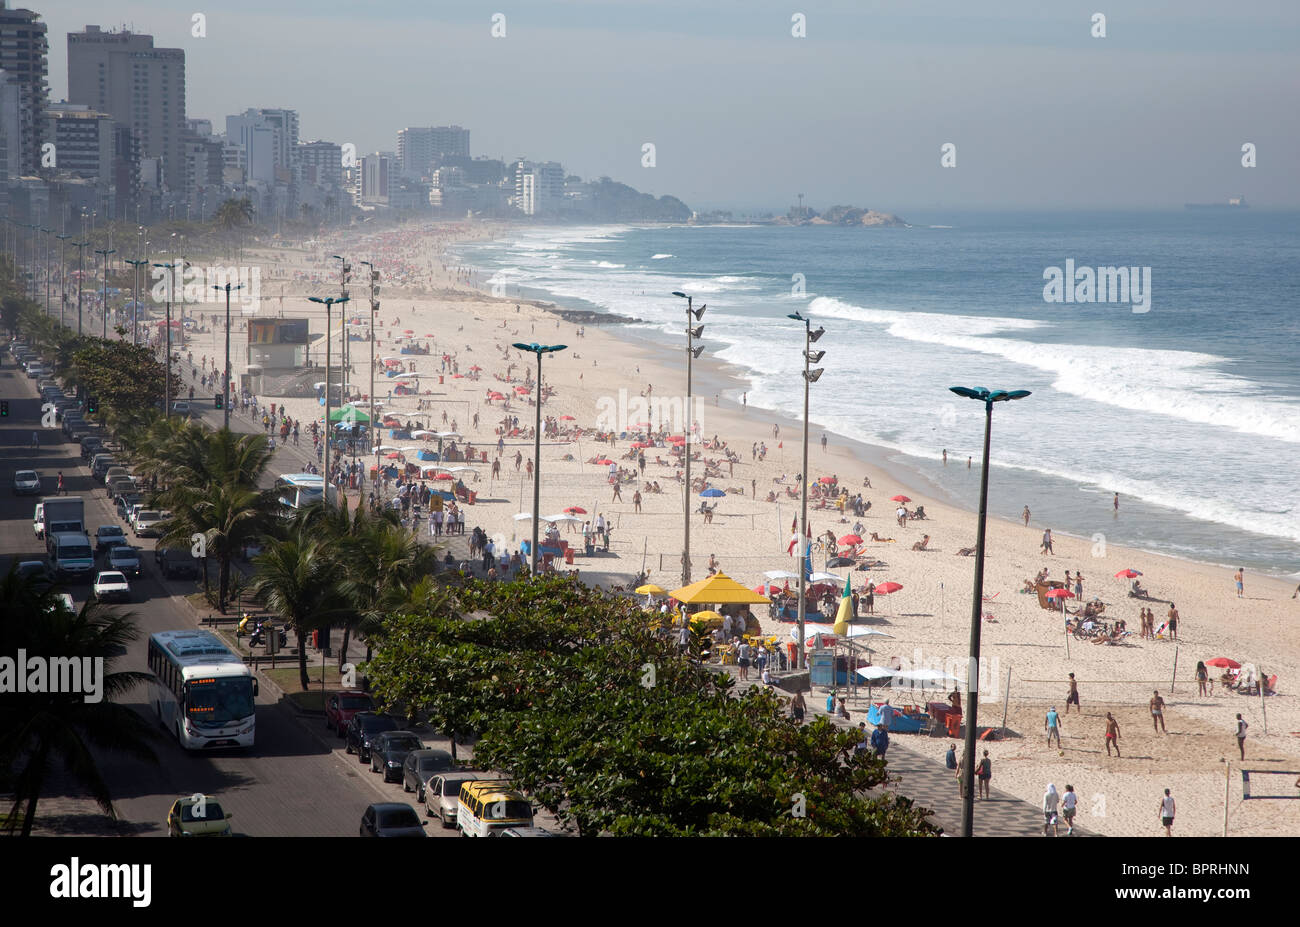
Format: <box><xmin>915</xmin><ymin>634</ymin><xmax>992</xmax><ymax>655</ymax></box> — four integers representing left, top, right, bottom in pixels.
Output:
<box><xmin>40</xmin><ymin>0</ymin><xmax>1300</xmax><ymax>211</ymax></box>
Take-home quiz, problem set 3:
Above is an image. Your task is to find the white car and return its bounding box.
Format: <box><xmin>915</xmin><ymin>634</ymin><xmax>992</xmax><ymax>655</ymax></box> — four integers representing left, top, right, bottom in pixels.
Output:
<box><xmin>134</xmin><ymin>510</ymin><xmax>167</xmax><ymax>537</ymax></box>
<box><xmin>13</xmin><ymin>470</ymin><xmax>40</xmax><ymax>495</ymax></box>
<box><xmin>92</xmin><ymin>570</ymin><xmax>131</xmax><ymax>603</ymax></box>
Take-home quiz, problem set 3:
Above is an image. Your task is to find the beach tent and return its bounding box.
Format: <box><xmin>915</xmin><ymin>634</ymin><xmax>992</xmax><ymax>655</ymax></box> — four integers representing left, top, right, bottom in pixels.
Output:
<box><xmin>669</xmin><ymin>572</ymin><xmax>771</xmax><ymax>606</ymax></box>
<box><xmin>328</xmin><ymin>405</ymin><xmax>371</xmax><ymax>423</ymax></box>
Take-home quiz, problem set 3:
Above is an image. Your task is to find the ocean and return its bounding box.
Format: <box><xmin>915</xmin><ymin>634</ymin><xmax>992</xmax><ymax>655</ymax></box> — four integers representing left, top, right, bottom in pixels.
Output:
<box><xmin>450</xmin><ymin>211</ymin><xmax>1300</xmax><ymax>578</ymax></box>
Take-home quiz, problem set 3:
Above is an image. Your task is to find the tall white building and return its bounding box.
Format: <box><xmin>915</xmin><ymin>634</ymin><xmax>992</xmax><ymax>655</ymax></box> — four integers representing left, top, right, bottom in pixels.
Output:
<box><xmin>513</xmin><ymin>159</ymin><xmax>565</xmax><ymax>215</ymax></box>
<box><xmin>225</xmin><ymin>108</ymin><xmax>299</xmax><ymax>183</ymax></box>
<box><xmin>358</xmin><ymin>152</ymin><xmax>392</xmax><ymax>205</ymax></box>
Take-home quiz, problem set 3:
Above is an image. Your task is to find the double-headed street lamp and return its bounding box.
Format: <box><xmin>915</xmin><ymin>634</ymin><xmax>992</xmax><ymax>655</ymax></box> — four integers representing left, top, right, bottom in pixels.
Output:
<box><xmin>125</xmin><ymin>258</ymin><xmax>149</xmax><ymax>346</ymax></box>
<box><xmin>153</xmin><ymin>261</ymin><xmax>181</xmax><ymax>415</ymax></box>
<box><xmin>56</xmin><ymin>234</ymin><xmax>70</xmax><ymax>327</ymax></box>
<box><xmin>310</xmin><ymin>295</ymin><xmax>350</xmax><ymax>498</ymax></box>
<box><xmin>511</xmin><ymin>342</ymin><xmax>567</xmax><ymax>576</ymax></box>
<box><xmin>40</xmin><ymin>227</ymin><xmax>51</xmax><ymax>317</ymax></box>
<box><xmin>73</xmin><ymin>241</ymin><xmax>90</xmax><ymax>335</ymax></box>
<box><xmin>949</xmin><ymin>385</ymin><xmax>1031</xmax><ymax>838</ymax></box>
<box><xmin>360</xmin><ymin>260</ymin><xmax>380</xmax><ymax>479</ymax></box>
<box><xmin>95</xmin><ymin>248</ymin><xmax>115</xmax><ymax>338</ymax></box>
<box><xmin>214</xmin><ymin>283</ymin><xmax>244</xmax><ymax>430</ymax></box>
<box><xmin>788</xmin><ymin>312</ymin><xmax>825</xmax><ymax>669</ymax></box>
<box><xmin>671</xmin><ymin>291</ymin><xmax>706</xmax><ymax>585</ymax></box>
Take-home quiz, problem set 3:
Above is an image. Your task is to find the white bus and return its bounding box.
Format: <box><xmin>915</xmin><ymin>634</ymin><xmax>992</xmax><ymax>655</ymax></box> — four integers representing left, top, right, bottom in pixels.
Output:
<box><xmin>275</xmin><ymin>473</ymin><xmax>324</xmax><ymax>510</ymax></box>
<box><xmin>147</xmin><ymin>630</ymin><xmax>258</xmax><ymax>749</ymax></box>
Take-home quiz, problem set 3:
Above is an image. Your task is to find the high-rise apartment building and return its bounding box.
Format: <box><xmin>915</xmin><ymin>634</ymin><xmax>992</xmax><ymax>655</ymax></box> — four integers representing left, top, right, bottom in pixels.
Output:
<box><xmin>0</xmin><ymin>3</ymin><xmax>48</xmax><ymax>176</ymax></box>
<box><xmin>298</xmin><ymin>140</ymin><xmax>342</xmax><ymax>189</ymax></box>
<box><xmin>358</xmin><ymin>152</ymin><xmax>392</xmax><ymax>205</ymax></box>
<box><xmin>67</xmin><ymin>25</ymin><xmax>186</xmax><ymax>192</ymax></box>
<box><xmin>225</xmin><ymin>108</ymin><xmax>298</xmax><ymax>184</ymax></box>
<box><xmin>43</xmin><ymin>103</ymin><xmax>113</xmax><ymax>183</ymax></box>
<box><xmin>513</xmin><ymin>159</ymin><xmax>565</xmax><ymax>215</ymax></box>
<box><xmin>396</xmin><ymin>125</ymin><xmax>469</xmax><ymax>178</ymax></box>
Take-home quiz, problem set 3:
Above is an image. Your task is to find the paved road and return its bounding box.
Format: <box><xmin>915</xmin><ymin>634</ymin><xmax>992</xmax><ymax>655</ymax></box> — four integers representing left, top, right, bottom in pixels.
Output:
<box><xmin>0</xmin><ymin>355</ymin><xmax>461</xmax><ymax>837</ymax></box>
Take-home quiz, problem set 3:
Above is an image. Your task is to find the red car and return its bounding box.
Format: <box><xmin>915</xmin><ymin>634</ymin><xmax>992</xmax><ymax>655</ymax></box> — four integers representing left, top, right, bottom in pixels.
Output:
<box><xmin>325</xmin><ymin>690</ymin><xmax>375</xmax><ymax>736</ymax></box>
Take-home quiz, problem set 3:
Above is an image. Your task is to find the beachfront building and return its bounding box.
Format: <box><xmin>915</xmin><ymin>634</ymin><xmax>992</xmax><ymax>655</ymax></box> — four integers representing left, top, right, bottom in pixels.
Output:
<box><xmin>0</xmin><ymin>69</ymin><xmax>21</xmax><ymax>186</ymax></box>
<box><xmin>513</xmin><ymin>159</ymin><xmax>565</xmax><ymax>216</ymax></box>
<box><xmin>182</xmin><ymin>132</ymin><xmax>223</xmax><ymax>221</ymax></box>
<box><xmin>0</xmin><ymin>3</ymin><xmax>48</xmax><ymax>177</ymax></box>
<box><xmin>357</xmin><ymin>152</ymin><xmax>393</xmax><ymax>206</ymax></box>
<box><xmin>67</xmin><ymin>26</ymin><xmax>186</xmax><ymax>197</ymax></box>
<box><xmin>397</xmin><ymin>125</ymin><xmax>470</xmax><ymax>179</ymax></box>
<box><xmin>43</xmin><ymin>103</ymin><xmax>114</xmax><ymax>184</ymax></box>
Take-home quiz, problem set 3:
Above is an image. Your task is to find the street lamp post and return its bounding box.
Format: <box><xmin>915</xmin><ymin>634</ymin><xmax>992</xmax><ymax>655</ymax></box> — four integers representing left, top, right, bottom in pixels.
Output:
<box><xmin>788</xmin><ymin>312</ymin><xmax>826</xmax><ymax>669</ymax></box>
<box><xmin>95</xmin><ymin>248</ymin><xmax>115</xmax><ymax>338</ymax></box>
<box><xmin>125</xmin><ymin>258</ymin><xmax>149</xmax><ymax>346</ymax></box>
<box><xmin>74</xmin><ymin>241</ymin><xmax>89</xmax><ymax>335</ymax></box>
<box><xmin>40</xmin><ymin>228</ymin><xmax>51</xmax><ymax>318</ymax></box>
<box><xmin>949</xmin><ymin>385</ymin><xmax>1031</xmax><ymax>838</ymax></box>
<box><xmin>511</xmin><ymin>342</ymin><xmax>567</xmax><ymax>575</ymax></box>
<box><xmin>56</xmin><ymin>234</ymin><xmax>70</xmax><ymax>327</ymax></box>
<box><xmin>214</xmin><ymin>283</ymin><xmax>244</xmax><ymax>430</ymax></box>
<box><xmin>309</xmin><ymin>295</ymin><xmax>350</xmax><ymax>499</ymax></box>
<box><xmin>360</xmin><ymin>260</ymin><xmax>380</xmax><ymax>490</ymax></box>
<box><xmin>671</xmin><ymin>292</ymin><xmax>706</xmax><ymax>585</ymax></box>
<box><xmin>332</xmin><ymin>254</ymin><xmax>350</xmax><ymax>399</ymax></box>
<box><xmin>153</xmin><ymin>261</ymin><xmax>181</xmax><ymax>416</ymax></box>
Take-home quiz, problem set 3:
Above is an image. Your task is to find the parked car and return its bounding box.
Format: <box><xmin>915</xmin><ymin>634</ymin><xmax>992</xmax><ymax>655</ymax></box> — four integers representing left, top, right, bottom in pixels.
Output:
<box><xmin>79</xmin><ymin>436</ymin><xmax>104</xmax><ymax>460</ymax></box>
<box><xmin>400</xmin><ymin>748</ymin><xmax>454</xmax><ymax>799</ymax></box>
<box><xmin>94</xmin><ymin>524</ymin><xmax>127</xmax><ymax>552</ymax></box>
<box><xmin>166</xmin><ymin>796</ymin><xmax>233</xmax><ymax>837</ymax></box>
<box><xmin>134</xmin><ymin>510</ymin><xmax>168</xmax><ymax>537</ymax></box>
<box><xmin>106</xmin><ymin>545</ymin><xmax>142</xmax><ymax>578</ymax></box>
<box><xmin>116</xmin><ymin>493</ymin><xmax>142</xmax><ymax>521</ymax></box>
<box><xmin>490</xmin><ymin>826</ymin><xmax>558</xmax><ymax>837</ymax></box>
<box><xmin>424</xmin><ymin>772</ymin><xmax>482</xmax><ymax>827</ymax></box>
<box><xmin>16</xmin><ymin>560</ymin><xmax>53</xmax><ymax>588</ymax></box>
<box><xmin>359</xmin><ymin>802</ymin><xmax>426</xmax><ymax>838</ymax></box>
<box><xmin>171</xmin><ymin>401</ymin><xmax>192</xmax><ymax>416</ymax></box>
<box><xmin>92</xmin><ymin>570</ymin><xmax>131</xmax><ymax>603</ymax></box>
<box><xmin>91</xmin><ymin>454</ymin><xmax>116</xmax><ymax>480</ymax></box>
<box><xmin>13</xmin><ymin>469</ymin><xmax>40</xmax><ymax>495</ymax></box>
<box><xmin>369</xmin><ymin>731</ymin><xmax>425</xmax><ymax>782</ymax></box>
<box><xmin>156</xmin><ymin>546</ymin><xmax>201</xmax><ymax>580</ymax></box>
<box><xmin>324</xmin><ymin>689</ymin><xmax>375</xmax><ymax>736</ymax></box>
<box><xmin>32</xmin><ymin>502</ymin><xmax>44</xmax><ymax>540</ymax></box>
<box><xmin>101</xmin><ymin>465</ymin><xmax>128</xmax><ymax>486</ymax></box>
<box><xmin>344</xmin><ymin>712</ymin><xmax>399</xmax><ymax>763</ymax></box>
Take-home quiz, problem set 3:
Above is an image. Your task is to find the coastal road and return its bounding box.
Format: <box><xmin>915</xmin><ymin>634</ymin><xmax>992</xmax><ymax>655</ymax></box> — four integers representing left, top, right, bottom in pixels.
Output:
<box><xmin>0</xmin><ymin>357</ymin><xmax>459</xmax><ymax>837</ymax></box>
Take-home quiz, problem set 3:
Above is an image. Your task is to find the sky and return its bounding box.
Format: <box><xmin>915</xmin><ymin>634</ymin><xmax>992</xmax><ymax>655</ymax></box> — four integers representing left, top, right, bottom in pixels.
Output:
<box><xmin>38</xmin><ymin>0</ymin><xmax>1300</xmax><ymax>212</ymax></box>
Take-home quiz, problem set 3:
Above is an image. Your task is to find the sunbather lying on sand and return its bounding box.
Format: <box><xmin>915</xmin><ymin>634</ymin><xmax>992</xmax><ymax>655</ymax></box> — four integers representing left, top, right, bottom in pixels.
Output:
<box><xmin>956</xmin><ymin>547</ymin><xmax>976</xmax><ymax>557</ymax></box>
<box><xmin>869</xmin><ymin>532</ymin><xmax>895</xmax><ymax>543</ymax></box>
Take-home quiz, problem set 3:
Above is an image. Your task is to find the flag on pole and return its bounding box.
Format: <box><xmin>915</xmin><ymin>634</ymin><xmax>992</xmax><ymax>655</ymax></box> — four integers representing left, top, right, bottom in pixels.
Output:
<box><xmin>832</xmin><ymin>573</ymin><xmax>852</xmax><ymax>634</ymax></box>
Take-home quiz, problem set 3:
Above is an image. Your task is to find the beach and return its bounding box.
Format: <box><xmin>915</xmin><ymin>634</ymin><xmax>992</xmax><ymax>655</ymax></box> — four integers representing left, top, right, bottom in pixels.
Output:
<box><xmin>184</xmin><ymin>221</ymin><xmax>1300</xmax><ymax>837</ymax></box>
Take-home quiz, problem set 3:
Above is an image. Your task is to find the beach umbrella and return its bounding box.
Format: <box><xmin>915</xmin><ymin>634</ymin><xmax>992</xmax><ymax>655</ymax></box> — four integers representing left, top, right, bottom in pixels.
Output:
<box><xmin>513</xmin><ymin>513</ymin><xmax>535</xmax><ymax>521</ymax></box>
<box><xmin>857</xmin><ymin>665</ymin><xmax>898</xmax><ymax>682</ymax></box>
<box><xmin>818</xmin><ymin>477</ymin><xmax>836</xmax><ymax>484</ymax></box>
<box><xmin>1206</xmin><ymin>657</ymin><xmax>1240</xmax><ymax>669</ymax></box>
<box><xmin>452</xmin><ymin>373</ymin><xmax>465</xmax><ymax>378</ymax></box>
<box><xmin>403</xmin><ymin>329</ymin><xmax>414</xmax><ymax>334</ymax></box>
<box><xmin>838</xmin><ymin>534</ymin><xmax>863</xmax><ymax>546</ymax></box>
<box><xmin>891</xmin><ymin>495</ymin><xmax>911</xmax><ymax>503</ymax></box>
<box><xmin>764</xmin><ymin>570</ymin><xmax>801</xmax><ymax>581</ymax></box>
<box><xmin>411</xmin><ymin>430</ymin><xmax>435</xmax><ymax>437</ymax></box>
<box><xmin>894</xmin><ymin>668</ymin><xmax>961</xmax><ymax>686</ymax></box>
<box><xmin>1045</xmin><ymin>588</ymin><xmax>1074</xmax><ymax>600</ymax></box>
<box><xmin>372</xmin><ymin>445</ymin><xmax>398</xmax><ymax>453</ymax></box>
<box><xmin>808</xmin><ymin>572</ymin><xmax>842</xmax><ymax>583</ymax></box>
<box><xmin>667</xmin><ymin>435</ymin><xmax>686</xmax><ymax>444</ymax></box>
<box><xmin>699</xmin><ymin>488</ymin><xmax>725</xmax><ymax>498</ymax></box>
<box><xmin>384</xmin><ymin>452</ymin><xmax>401</xmax><ymax>459</ymax></box>
<box><xmin>487</xmin><ymin>391</ymin><xmax>505</xmax><ymax>400</ymax></box>
<box><xmin>631</xmin><ymin>442</ymin><xmax>652</xmax><ymax>449</ymax></box>
<box><xmin>669</xmin><ymin>572</ymin><xmax>771</xmax><ymax>605</ymax></box>
<box><xmin>1114</xmin><ymin>569</ymin><xmax>1143</xmax><ymax>578</ymax></box>
<box><xmin>595</xmin><ymin>458</ymin><xmax>614</xmax><ymax>465</ymax></box>
<box><xmin>560</xmin><ymin>415</ymin><xmax>576</xmax><ymax>421</ymax></box>
<box><xmin>753</xmin><ymin>584</ymin><xmax>781</xmax><ymax>596</ymax></box>
<box><xmin>470</xmin><ymin>365</ymin><xmax>482</xmax><ymax>371</ymax></box>
<box><xmin>565</xmin><ymin>506</ymin><xmax>588</xmax><ymax>514</ymax></box>
<box><xmin>634</xmin><ymin>421</ymin><xmax>653</xmax><ymax>429</ymax></box>
<box><xmin>636</xmin><ymin>583</ymin><xmax>666</xmax><ymax>595</ymax></box>
<box><xmin>874</xmin><ymin>581</ymin><xmax>904</xmax><ymax>595</ymax></box>
<box><xmin>826</xmin><ymin>556</ymin><xmax>855</xmax><ymax>568</ymax></box>
<box><xmin>515</xmin><ymin>385</ymin><xmax>530</xmax><ymax>393</ymax></box>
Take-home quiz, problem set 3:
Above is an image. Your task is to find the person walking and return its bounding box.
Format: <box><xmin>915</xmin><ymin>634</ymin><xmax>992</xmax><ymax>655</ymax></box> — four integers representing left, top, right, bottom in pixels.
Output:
<box><xmin>735</xmin><ymin>639</ymin><xmax>752</xmax><ymax>681</ymax></box>
<box><xmin>56</xmin><ymin>471</ymin><xmax>65</xmax><ymax>495</ymax></box>
<box><xmin>1065</xmin><ymin>673</ymin><xmax>1080</xmax><ymax>714</ymax></box>
<box><xmin>632</xmin><ymin>490</ymin><xmax>642</xmax><ymax>512</ymax></box>
<box><xmin>1042</xmin><ymin>784</ymin><xmax>1061</xmax><ymax>836</ymax></box>
<box><xmin>1166</xmin><ymin>603</ymin><xmax>1179</xmax><ymax>641</ymax></box>
<box><xmin>1150</xmin><ymin>690</ymin><xmax>1167</xmax><ymax>733</ymax></box>
<box><xmin>976</xmin><ymin>750</ymin><xmax>992</xmax><ymax>799</ymax></box>
<box><xmin>1196</xmin><ymin>661</ymin><xmax>1210</xmax><ymax>696</ymax></box>
<box><xmin>790</xmin><ymin>690</ymin><xmax>805</xmax><ymax>723</ymax></box>
<box><xmin>1045</xmin><ymin>706</ymin><xmax>1062</xmax><ymax>747</ymax></box>
<box><xmin>1159</xmin><ymin>788</ymin><xmax>1176</xmax><ymax>836</ymax></box>
<box><xmin>1041</xmin><ymin>528</ymin><xmax>1054</xmax><ymax>554</ymax></box>
<box><xmin>1104</xmin><ymin>712</ymin><xmax>1122</xmax><ymax>757</ymax></box>
<box><xmin>30</xmin><ymin>431</ymin><xmax>38</xmax><ymax>451</ymax></box>
<box><xmin>870</xmin><ymin>723</ymin><xmax>890</xmax><ymax>759</ymax></box>
<box><xmin>1233</xmin><ymin>568</ymin><xmax>1244</xmax><ymax>598</ymax></box>
<box><xmin>1061</xmin><ymin>784</ymin><xmax>1078</xmax><ymax>835</ymax></box>
<box><xmin>1022</xmin><ymin>505</ymin><xmax>1030</xmax><ymax>526</ymax></box>
<box><xmin>1235</xmin><ymin>713</ymin><xmax>1249</xmax><ymax>760</ymax></box>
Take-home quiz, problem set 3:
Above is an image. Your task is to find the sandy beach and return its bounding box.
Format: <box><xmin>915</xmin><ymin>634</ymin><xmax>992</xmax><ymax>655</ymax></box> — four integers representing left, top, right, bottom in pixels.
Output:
<box><xmin>183</xmin><ymin>221</ymin><xmax>1300</xmax><ymax>837</ymax></box>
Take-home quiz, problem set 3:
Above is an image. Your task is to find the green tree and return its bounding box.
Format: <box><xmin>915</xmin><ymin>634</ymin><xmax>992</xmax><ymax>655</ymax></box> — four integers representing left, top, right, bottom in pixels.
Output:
<box><xmin>215</xmin><ymin>197</ymin><xmax>255</xmax><ymax>230</ymax></box>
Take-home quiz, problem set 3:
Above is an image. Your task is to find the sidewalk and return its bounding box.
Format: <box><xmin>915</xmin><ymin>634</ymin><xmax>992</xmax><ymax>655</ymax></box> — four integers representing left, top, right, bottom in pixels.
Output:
<box><xmin>718</xmin><ymin>665</ymin><xmax>1093</xmax><ymax>837</ymax></box>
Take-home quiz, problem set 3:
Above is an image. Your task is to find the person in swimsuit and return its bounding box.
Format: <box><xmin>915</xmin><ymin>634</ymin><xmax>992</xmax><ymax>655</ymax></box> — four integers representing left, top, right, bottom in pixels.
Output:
<box><xmin>1065</xmin><ymin>673</ymin><xmax>1080</xmax><ymax>714</ymax></box>
<box><xmin>1105</xmin><ymin>712</ymin><xmax>1122</xmax><ymax>757</ymax></box>
<box><xmin>1234</xmin><ymin>568</ymin><xmax>1244</xmax><ymax>598</ymax></box>
<box><xmin>1149</xmin><ymin>690</ymin><xmax>1167</xmax><ymax>733</ymax></box>
<box><xmin>1166</xmin><ymin>604</ymin><xmax>1179</xmax><ymax>640</ymax></box>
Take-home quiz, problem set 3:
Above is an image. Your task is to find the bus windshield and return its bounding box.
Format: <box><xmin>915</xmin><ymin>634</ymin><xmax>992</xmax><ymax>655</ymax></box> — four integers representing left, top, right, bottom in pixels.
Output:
<box><xmin>186</xmin><ymin>677</ymin><xmax>255</xmax><ymax>725</ymax></box>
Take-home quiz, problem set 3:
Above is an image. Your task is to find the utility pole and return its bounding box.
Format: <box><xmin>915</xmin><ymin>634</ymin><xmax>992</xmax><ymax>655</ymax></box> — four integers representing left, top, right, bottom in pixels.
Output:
<box><xmin>95</xmin><ymin>248</ymin><xmax>116</xmax><ymax>338</ymax></box>
<box><xmin>214</xmin><ymin>282</ymin><xmax>243</xmax><ymax>430</ymax></box>
<box><xmin>361</xmin><ymin>260</ymin><xmax>380</xmax><ymax>483</ymax></box>
<box><xmin>671</xmin><ymin>291</ymin><xmax>706</xmax><ymax>585</ymax></box>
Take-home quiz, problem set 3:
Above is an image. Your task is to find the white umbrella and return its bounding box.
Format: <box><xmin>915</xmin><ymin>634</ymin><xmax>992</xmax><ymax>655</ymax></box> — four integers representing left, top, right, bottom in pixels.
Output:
<box><xmin>392</xmin><ymin>373</ymin><xmax>421</xmax><ymax>380</ymax></box>
<box><xmin>857</xmin><ymin>666</ymin><xmax>898</xmax><ymax>681</ymax></box>
<box><xmin>764</xmin><ymin>570</ymin><xmax>801</xmax><ymax>581</ymax></box>
<box><xmin>791</xmin><ymin>624</ymin><xmax>893</xmax><ymax>643</ymax></box>
<box><xmin>397</xmin><ymin>447</ymin><xmax>423</xmax><ymax>456</ymax></box>
<box><xmin>411</xmin><ymin>430</ymin><xmax>435</xmax><ymax>438</ymax></box>
<box><xmin>313</xmin><ymin>381</ymin><xmax>327</xmax><ymax>389</ymax></box>
<box><xmin>372</xmin><ymin>445</ymin><xmax>398</xmax><ymax>453</ymax></box>
<box><xmin>893</xmin><ymin>668</ymin><xmax>961</xmax><ymax>685</ymax></box>
<box><xmin>808</xmin><ymin>572</ymin><xmax>843</xmax><ymax>583</ymax></box>
<box><xmin>512</xmin><ymin>513</ymin><xmax>536</xmax><ymax>521</ymax></box>
<box><xmin>435</xmin><ymin>430</ymin><xmax>462</xmax><ymax>439</ymax></box>
<box><xmin>441</xmin><ymin>466</ymin><xmax>479</xmax><ymax>474</ymax></box>
<box><xmin>546</xmin><ymin>513</ymin><xmax>582</xmax><ymax>524</ymax></box>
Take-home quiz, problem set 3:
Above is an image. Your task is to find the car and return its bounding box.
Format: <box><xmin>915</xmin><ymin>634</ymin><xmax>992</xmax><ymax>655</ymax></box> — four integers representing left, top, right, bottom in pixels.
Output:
<box><xmin>79</xmin><ymin>436</ymin><xmax>104</xmax><ymax>460</ymax></box>
<box><xmin>13</xmin><ymin>470</ymin><xmax>41</xmax><ymax>495</ymax></box>
<box><xmin>16</xmin><ymin>560</ymin><xmax>53</xmax><ymax>588</ymax></box>
<box><xmin>360</xmin><ymin>802</ymin><xmax>426</xmax><ymax>838</ymax></box>
<box><xmin>424</xmin><ymin>772</ymin><xmax>482</xmax><ymax>827</ymax></box>
<box><xmin>134</xmin><ymin>510</ymin><xmax>167</xmax><ymax>537</ymax></box>
<box><xmin>116</xmin><ymin>494</ymin><xmax>142</xmax><ymax>521</ymax></box>
<box><xmin>166</xmin><ymin>795</ymin><xmax>233</xmax><ymax>837</ymax></box>
<box><xmin>324</xmin><ymin>689</ymin><xmax>375</xmax><ymax>736</ymax></box>
<box><xmin>91</xmin><ymin>454</ymin><xmax>116</xmax><ymax>479</ymax></box>
<box><xmin>92</xmin><ymin>570</ymin><xmax>130</xmax><ymax>603</ymax></box>
<box><xmin>26</xmin><ymin>364</ymin><xmax>46</xmax><ymax>379</ymax></box>
<box><xmin>171</xmin><ymin>401</ymin><xmax>191</xmax><ymax>415</ymax></box>
<box><xmin>344</xmin><ymin>712</ymin><xmax>399</xmax><ymax>763</ymax></box>
<box><xmin>369</xmin><ymin>731</ymin><xmax>425</xmax><ymax>782</ymax></box>
<box><xmin>401</xmin><ymin>748</ymin><xmax>454</xmax><ymax>799</ymax></box>
<box><xmin>106</xmin><ymin>545</ymin><xmax>142</xmax><ymax>578</ymax></box>
<box><xmin>107</xmin><ymin>477</ymin><xmax>138</xmax><ymax>500</ymax></box>
<box><xmin>94</xmin><ymin>524</ymin><xmax>127</xmax><ymax>552</ymax></box>
<box><xmin>61</xmin><ymin>417</ymin><xmax>86</xmax><ymax>438</ymax></box>
<box><xmin>102</xmin><ymin>465</ymin><xmax>128</xmax><ymax>486</ymax></box>
<box><xmin>126</xmin><ymin>503</ymin><xmax>145</xmax><ymax>529</ymax></box>
<box><xmin>156</xmin><ymin>546</ymin><xmax>201</xmax><ymax>580</ymax></box>
<box><xmin>32</xmin><ymin>503</ymin><xmax>44</xmax><ymax>540</ymax></box>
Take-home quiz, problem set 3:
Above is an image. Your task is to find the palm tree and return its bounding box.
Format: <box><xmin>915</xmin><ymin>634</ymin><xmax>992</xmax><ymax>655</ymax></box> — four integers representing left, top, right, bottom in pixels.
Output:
<box><xmin>214</xmin><ymin>197</ymin><xmax>255</xmax><ymax>230</ymax></box>
<box><xmin>0</xmin><ymin>568</ymin><xmax>160</xmax><ymax>836</ymax></box>
<box><xmin>160</xmin><ymin>480</ymin><xmax>275</xmax><ymax>612</ymax></box>
<box><xmin>250</xmin><ymin>526</ymin><xmax>351</xmax><ymax>690</ymax></box>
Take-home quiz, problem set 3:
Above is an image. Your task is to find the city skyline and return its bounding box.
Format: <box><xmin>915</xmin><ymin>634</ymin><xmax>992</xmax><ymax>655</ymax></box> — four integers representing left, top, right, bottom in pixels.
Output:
<box><xmin>31</xmin><ymin>0</ymin><xmax>1299</xmax><ymax>212</ymax></box>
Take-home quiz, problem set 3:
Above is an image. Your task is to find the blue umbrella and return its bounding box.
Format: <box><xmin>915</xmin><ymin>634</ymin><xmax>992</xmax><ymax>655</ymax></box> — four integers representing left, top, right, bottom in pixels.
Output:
<box><xmin>699</xmin><ymin>488</ymin><xmax>725</xmax><ymax>498</ymax></box>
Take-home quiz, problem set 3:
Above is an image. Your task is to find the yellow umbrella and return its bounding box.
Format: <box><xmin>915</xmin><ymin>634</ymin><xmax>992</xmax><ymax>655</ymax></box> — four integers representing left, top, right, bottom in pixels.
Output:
<box><xmin>688</xmin><ymin>610</ymin><xmax>725</xmax><ymax>631</ymax></box>
<box><xmin>636</xmin><ymin>583</ymin><xmax>667</xmax><ymax>595</ymax></box>
<box><xmin>669</xmin><ymin>572</ymin><xmax>771</xmax><ymax>605</ymax></box>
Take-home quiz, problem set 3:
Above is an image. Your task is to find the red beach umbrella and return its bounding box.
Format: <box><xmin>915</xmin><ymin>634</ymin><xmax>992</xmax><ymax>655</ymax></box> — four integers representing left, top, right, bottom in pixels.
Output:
<box><xmin>838</xmin><ymin>534</ymin><xmax>863</xmax><ymax>546</ymax></box>
<box><xmin>595</xmin><ymin>458</ymin><xmax>613</xmax><ymax>465</ymax></box>
<box><xmin>560</xmin><ymin>415</ymin><xmax>576</xmax><ymax>421</ymax></box>
<box><xmin>565</xmin><ymin>506</ymin><xmax>587</xmax><ymax>514</ymax></box>
<box><xmin>818</xmin><ymin>476</ymin><xmax>836</xmax><ymax>484</ymax></box>
<box><xmin>1206</xmin><ymin>657</ymin><xmax>1240</xmax><ymax>669</ymax></box>
<box><xmin>1114</xmin><ymin>569</ymin><xmax>1143</xmax><ymax>578</ymax></box>
<box><xmin>874</xmin><ymin>582</ymin><xmax>903</xmax><ymax>594</ymax></box>
<box><xmin>891</xmin><ymin>495</ymin><xmax>911</xmax><ymax>503</ymax></box>
<box><xmin>667</xmin><ymin>436</ymin><xmax>686</xmax><ymax>444</ymax></box>
<box><xmin>634</xmin><ymin>421</ymin><xmax>653</xmax><ymax>428</ymax></box>
<box><xmin>1045</xmin><ymin>588</ymin><xmax>1075</xmax><ymax>599</ymax></box>
<box><xmin>403</xmin><ymin>329</ymin><xmax>414</xmax><ymax>334</ymax></box>
<box><xmin>470</xmin><ymin>365</ymin><xmax>482</xmax><ymax>371</ymax></box>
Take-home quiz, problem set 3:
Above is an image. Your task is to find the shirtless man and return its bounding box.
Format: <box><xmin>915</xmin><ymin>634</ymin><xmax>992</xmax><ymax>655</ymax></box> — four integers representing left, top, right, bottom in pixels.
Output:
<box><xmin>1149</xmin><ymin>690</ymin><xmax>1167</xmax><ymax>733</ymax></box>
<box><xmin>1065</xmin><ymin>673</ymin><xmax>1080</xmax><ymax>714</ymax></box>
<box><xmin>1104</xmin><ymin>712</ymin><xmax>1122</xmax><ymax>757</ymax></box>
